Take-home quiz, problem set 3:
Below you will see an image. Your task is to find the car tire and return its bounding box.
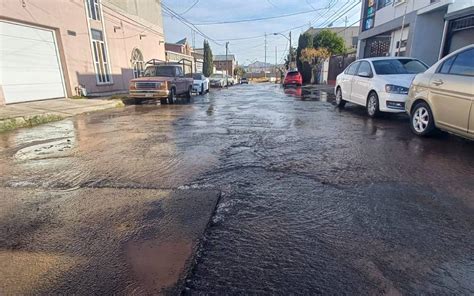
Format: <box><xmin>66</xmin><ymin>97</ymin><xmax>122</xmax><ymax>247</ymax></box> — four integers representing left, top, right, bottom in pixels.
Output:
<box><xmin>160</xmin><ymin>98</ymin><xmax>167</xmax><ymax>105</ymax></box>
<box><xmin>410</xmin><ymin>102</ymin><xmax>436</xmax><ymax>136</ymax></box>
<box><xmin>134</xmin><ymin>98</ymin><xmax>143</xmax><ymax>105</ymax></box>
<box><xmin>168</xmin><ymin>88</ymin><xmax>176</xmax><ymax>104</ymax></box>
<box><xmin>335</xmin><ymin>87</ymin><xmax>346</xmax><ymax>108</ymax></box>
<box><xmin>186</xmin><ymin>86</ymin><xmax>192</xmax><ymax>103</ymax></box>
<box><xmin>367</xmin><ymin>92</ymin><xmax>380</xmax><ymax>118</ymax></box>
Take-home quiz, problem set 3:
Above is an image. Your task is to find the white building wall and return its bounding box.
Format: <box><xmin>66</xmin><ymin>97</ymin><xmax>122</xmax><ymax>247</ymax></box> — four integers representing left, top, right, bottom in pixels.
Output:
<box><xmin>374</xmin><ymin>0</ymin><xmax>432</xmax><ymax>27</ymax></box>
<box><xmin>448</xmin><ymin>0</ymin><xmax>473</xmax><ymax>13</ymax></box>
<box><xmin>389</xmin><ymin>26</ymin><xmax>410</xmax><ymax>56</ymax></box>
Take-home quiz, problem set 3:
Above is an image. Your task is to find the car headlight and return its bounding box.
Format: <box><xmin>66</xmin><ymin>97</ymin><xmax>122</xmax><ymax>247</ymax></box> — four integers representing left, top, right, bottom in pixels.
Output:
<box><xmin>385</xmin><ymin>84</ymin><xmax>409</xmax><ymax>94</ymax></box>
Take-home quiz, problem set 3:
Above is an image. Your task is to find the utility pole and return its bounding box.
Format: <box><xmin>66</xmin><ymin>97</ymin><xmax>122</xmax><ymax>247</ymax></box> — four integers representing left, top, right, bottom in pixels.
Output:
<box><xmin>225</xmin><ymin>42</ymin><xmax>229</xmax><ymax>86</ymax></box>
<box><xmin>344</xmin><ymin>16</ymin><xmax>348</xmax><ymax>41</ymax></box>
<box><xmin>289</xmin><ymin>31</ymin><xmax>292</xmax><ymax>69</ymax></box>
<box><xmin>264</xmin><ymin>33</ymin><xmax>267</xmax><ymax>78</ymax></box>
<box><xmin>275</xmin><ymin>46</ymin><xmax>277</xmax><ymax>82</ymax></box>
<box><xmin>397</xmin><ymin>3</ymin><xmax>408</xmax><ymax>56</ymax></box>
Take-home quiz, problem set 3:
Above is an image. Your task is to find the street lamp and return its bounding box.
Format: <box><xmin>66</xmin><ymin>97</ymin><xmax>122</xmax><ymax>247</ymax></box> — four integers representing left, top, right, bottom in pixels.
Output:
<box><xmin>273</xmin><ymin>32</ymin><xmax>292</xmax><ymax>69</ymax></box>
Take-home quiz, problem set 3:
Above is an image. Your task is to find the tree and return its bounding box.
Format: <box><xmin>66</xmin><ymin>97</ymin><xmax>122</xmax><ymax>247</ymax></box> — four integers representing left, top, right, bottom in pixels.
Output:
<box><xmin>234</xmin><ymin>66</ymin><xmax>246</xmax><ymax>77</ymax></box>
<box><xmin>296</xmin><ymin>33</ymin><xmax>314</xmax><ymax>83</ymax></box>
<box><xmin>300</xmin><ymin>48</ymin><xmax>331</xmax><ymax>84</ymax></box>
<box><xmin>313</xmin><ymin>29</ymin><xmax>346</xmax><ymax>55</ymax></box>
<box><xmin>203</xmin><ymin>40</ymin><xmax>214</xmax><ymax>77</ymax></box>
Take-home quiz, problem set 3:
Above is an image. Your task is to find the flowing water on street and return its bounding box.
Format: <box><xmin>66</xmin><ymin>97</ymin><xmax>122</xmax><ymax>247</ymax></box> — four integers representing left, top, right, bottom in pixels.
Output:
<box><xmin>1</xmin><ymin>84</ymin><xmax>473</xmax><ymax>294</ymax></box>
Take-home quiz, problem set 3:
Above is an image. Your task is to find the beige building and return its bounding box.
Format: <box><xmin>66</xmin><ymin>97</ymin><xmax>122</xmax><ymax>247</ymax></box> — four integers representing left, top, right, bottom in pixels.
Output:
<box><xmin>305</xmin><ymin>26</ymin><xmax>359</xmax><ymax>50</ymax></box>
<box><xmin>0</xmin><ymin>0</ymin><xmax>165</xmax><ymax>106</ymax></box>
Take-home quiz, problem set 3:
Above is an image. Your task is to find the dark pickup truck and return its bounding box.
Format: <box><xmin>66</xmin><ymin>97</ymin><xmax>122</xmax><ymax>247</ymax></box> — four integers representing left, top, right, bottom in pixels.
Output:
<box><xmin>129</xmin><ymin>59</ymin><xmax>193</xmax><ymax>104</ymax></box>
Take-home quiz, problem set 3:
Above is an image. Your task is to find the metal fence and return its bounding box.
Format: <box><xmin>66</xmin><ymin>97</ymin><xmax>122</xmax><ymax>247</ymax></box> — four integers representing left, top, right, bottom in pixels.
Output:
<box><xmin>327</xmin><ymin>52</ymin><xmax>356</xmax><ymax>85</ymax></box>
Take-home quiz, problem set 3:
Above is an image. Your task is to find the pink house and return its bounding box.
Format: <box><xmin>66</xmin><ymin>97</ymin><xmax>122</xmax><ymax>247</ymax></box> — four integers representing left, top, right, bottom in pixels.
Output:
<box><xmin>0</xmin><ymin>0</ymin><xmax>166</xmax><ymax>106</ymax></box>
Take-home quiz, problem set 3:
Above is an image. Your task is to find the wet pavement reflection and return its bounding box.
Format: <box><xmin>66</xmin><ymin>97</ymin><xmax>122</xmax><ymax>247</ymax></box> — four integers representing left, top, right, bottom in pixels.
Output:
<box><xmin>1</xmin><ymin>83</ymin><xmax>473</xmax><ymax>294</ymax></box>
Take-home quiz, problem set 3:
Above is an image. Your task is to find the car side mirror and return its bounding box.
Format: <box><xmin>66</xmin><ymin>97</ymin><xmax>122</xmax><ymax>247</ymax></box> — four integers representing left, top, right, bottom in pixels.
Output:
<box><xmin>358</xmin><ymin>72</ymin><xmax>372</xmax><ymax>78</ymax></box>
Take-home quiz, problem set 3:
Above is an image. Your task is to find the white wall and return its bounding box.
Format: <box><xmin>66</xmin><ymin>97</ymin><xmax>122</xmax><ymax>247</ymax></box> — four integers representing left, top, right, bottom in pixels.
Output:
<box><xmin>389</xmin><ymin>26</ymin><xmax>410</xmax><ymax>55</ymax></box>
<box><xmin>374</xmin><ymin>0</ymin><xmax>432</xmax><ymax>27</ymax></box>
<box><xmin>448</xmin><ymin>0</ymin><xmax>474</xmax><ymax>13</ymax></box>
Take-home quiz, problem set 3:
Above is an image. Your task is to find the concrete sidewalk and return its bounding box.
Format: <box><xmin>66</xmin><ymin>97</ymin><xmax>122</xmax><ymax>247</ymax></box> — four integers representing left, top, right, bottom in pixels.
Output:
<box><xmin>0</xmin><ymin>98</ymin><xmax>123</xmax><ymax>131</ymax></box>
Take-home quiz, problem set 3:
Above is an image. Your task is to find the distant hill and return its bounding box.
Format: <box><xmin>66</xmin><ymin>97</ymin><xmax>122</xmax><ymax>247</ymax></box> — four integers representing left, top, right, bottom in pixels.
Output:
<box><xmin>246</xmin><ymin>61</ymin><xmax>273</xmax><ymax>68</ymax></box>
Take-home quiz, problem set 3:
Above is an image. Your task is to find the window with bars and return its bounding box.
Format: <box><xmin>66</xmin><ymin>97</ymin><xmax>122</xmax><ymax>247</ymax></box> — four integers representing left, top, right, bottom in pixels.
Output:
<box><xmin>91</xmin><ymin>29</ymin><xmax>111</xmax><ymax>84</ymax></box>
<box><xmin>86</xmin><ymin>0</ymin><xmax>101</xmax><ymax>21</ymax></box>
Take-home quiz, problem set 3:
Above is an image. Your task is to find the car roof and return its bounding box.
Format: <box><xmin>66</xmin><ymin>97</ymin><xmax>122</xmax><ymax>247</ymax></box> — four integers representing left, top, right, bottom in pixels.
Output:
<box><xmin>359</xmin><ymin>57</ymin><xmax>420</xmax><ymax>62</ymax></box>
<box><xmin>440</xmin><ymin>44</ymin><xmax>474</xmax><ymax>60</ymax></box>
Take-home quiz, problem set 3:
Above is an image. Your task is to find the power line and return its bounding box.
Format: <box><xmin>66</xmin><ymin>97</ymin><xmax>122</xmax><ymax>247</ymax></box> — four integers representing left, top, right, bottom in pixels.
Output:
<box><xmin>192</xmin><ymin>6</ymin><xmax>329</xmax><ymax>26</ymax></box>
<box><xmin>320</xmin><ymin>1</ymin><xmax>361</xmax><ymax>28</ymax></box>
<box><xmin>266</xmin><ymin>0</ymin><xmax>278</xmax><ymax>9</ymax></box>
<box><xmin>180</xmin><ymin>0</ymin><xmax>200</xmax><ymax>15</ymax></box>
<box><xmin>202</xmin><ymin>0</ymin><xmax>341</xmax><ymax>42</ymax></box>
<box><xmin>161</xmin><ymin>3</ymin><xmax>223</xmax><ymax>46</ymax></box>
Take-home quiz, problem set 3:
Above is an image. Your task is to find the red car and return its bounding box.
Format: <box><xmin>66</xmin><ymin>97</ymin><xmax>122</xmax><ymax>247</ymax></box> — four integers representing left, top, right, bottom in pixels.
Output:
<box><xmin>283</xmin><ymin>70</ymin><xmax>302</xmax><ymax>87</ymax></box>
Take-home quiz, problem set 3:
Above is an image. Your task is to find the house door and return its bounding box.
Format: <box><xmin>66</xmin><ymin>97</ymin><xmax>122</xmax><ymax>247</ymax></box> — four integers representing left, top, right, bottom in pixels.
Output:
<box><xmin>0</xmin><ymin>21</ymin><xmax>66</xmax><ymax>104</ymax></box>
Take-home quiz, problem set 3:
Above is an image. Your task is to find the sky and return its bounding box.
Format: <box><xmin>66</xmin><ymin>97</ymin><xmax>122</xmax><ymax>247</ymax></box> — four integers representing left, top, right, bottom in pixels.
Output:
<box><xmin>162</xmin><ymin>0</ymin><xmax>362</xmax><ymax>66</ymax></box>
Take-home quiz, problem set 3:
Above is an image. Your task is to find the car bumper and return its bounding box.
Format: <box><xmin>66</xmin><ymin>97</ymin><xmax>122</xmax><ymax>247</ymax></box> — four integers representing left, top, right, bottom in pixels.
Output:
<box><xmin>192</xmin><ymin>84</ymin><xmax>201</xmax><ymax>92</ymax></box>
<box><xmin>129</xmin><ymin>89</ymin><xmax>169</xmax><ymax>99</ymax></box>
<box><xmin>210</xmin><ymin>81</ymin><xmax>222</xmax><ymax>87</ymax></box>
<box><xmin>283</xmin><ymin>80</ymin><xmax>301</xmax><ymax>85</ymax></box>
<box><xmin>378</xmin><ymin>92</ymin><xmax>408</xmax><ymax>113</ymax></box>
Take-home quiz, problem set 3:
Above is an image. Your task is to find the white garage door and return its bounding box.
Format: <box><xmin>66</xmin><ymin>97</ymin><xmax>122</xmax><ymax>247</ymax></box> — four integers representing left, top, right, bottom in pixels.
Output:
<box><xmin>0</xmin><ymin>21</ymin><xmax>66</xmax><ymax>104</ymax></box>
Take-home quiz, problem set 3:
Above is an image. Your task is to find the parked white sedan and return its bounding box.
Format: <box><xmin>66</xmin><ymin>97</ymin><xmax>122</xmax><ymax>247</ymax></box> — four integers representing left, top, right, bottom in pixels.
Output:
<box><xmin>335</xmin><ymin>57</ymin><xmax>428</xmax><ymax>117</ymax></box>
<box><xmin>190</xmin><ymin>73</ymin><xmax>210</xmax><ymax>95</ymax></box>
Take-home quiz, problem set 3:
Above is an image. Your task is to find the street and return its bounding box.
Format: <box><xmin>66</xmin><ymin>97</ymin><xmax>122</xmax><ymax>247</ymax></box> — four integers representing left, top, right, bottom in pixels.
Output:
<box><xmin>1</xmin><ymin>83</ymin><xmax>473</xmax><ymax>294</ymax></box>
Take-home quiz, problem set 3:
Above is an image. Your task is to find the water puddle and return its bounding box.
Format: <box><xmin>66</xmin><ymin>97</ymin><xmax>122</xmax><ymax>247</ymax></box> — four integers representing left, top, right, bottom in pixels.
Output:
<box><xmin>125</xmin><ymin>239</ymin><xmax>193</xmax><ymax>295</ymax></box>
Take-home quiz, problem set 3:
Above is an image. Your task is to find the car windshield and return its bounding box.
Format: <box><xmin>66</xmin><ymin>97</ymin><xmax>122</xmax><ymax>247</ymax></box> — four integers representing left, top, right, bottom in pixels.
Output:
<box><xmin>372</xmin><ymin>59</ymin><xmax>428</xmax><ymax>75</ymax></box>
<box><xmin>192</xmin><ymin>73</ymin><xmax>203</xmax><ymax>80</ymax></box>
<box><xmin>143</xmin><ymin>66</ymin><xmax>175</xmax><ymax>77</ymax></box>
<box><xmin>287</xmin><ymin>71</ymin><xmax>299</xmax><ymax>76</ymax></box>
<box><xmin>210</xmin><ymin>74</ymin><xmax>224</xmax><ymax>78</ymax></box>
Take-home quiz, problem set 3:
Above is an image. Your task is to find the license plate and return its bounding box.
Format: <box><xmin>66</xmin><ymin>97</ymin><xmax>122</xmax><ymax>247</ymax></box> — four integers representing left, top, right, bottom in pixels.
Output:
<box><xmin>145</xmin><ymin>93</ymin><xmax>153</xmax><ymax>98</ymax></box>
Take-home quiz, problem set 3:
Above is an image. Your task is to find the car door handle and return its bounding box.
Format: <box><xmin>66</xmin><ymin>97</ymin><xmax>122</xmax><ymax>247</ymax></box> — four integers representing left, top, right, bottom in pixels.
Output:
<box><xmin>432</xmin><ymin>79</ymin><xmax>444</xmax><ymax>86</ymax></box>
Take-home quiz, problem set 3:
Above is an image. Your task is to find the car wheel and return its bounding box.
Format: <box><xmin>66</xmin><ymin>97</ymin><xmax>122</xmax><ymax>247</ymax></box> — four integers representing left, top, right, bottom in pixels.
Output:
<box><xmin>335</xmin><ymin>87</ymin><xmax>346</xmax><ymax>108</ymax></box>
<box><xmin>160</xmin><ymin>98</ymin><xmax>167</xmax><ymax>105</ymax></box>
<box><xmin>410</xmin><ymin>102</ymin><xmax>436</xmax><ymax>136</ymax></box>
<box><xmin>134</xmin><ymin>98</ymin><xmax>143</xmax><ymax>105</ymax></box>
<box><xmin>186</xmin><ymin>86</ymin><xmax>192</xmax><ymax>102</ymax></box>
<box><xmin>367</xmin><ymin>92</ymin><xmax>380</xmax><ymax>118</ymax></box>
<box><xmin>168</xmin><ymin>88</ymin><xmax>176</xmax><ymax>104</ymax></box>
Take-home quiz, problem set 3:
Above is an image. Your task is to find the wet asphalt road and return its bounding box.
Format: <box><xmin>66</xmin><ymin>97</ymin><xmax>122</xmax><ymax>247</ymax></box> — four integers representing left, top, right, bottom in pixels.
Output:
<box><xmin>1</xmin><ymin>83</ymin><xmax>474</xmax><ymax>294</ymax></box>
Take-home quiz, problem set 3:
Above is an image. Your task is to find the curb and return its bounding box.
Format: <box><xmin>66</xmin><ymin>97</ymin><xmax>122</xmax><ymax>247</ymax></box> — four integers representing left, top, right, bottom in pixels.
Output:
<box><xmin>0</xmin><ymin>99</ymin><xmax>125</xmax><ymax>133</ymax></box>
<box><xmin>0</xmin><ymin>114</ymin><xmax>64</xmax><ymax>133</ymax></box>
